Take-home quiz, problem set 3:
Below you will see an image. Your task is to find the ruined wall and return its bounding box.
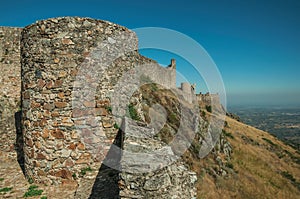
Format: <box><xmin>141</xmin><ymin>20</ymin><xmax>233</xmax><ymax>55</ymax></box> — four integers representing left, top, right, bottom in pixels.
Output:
<box><xmin>196</xmin><ymin>93</ymin><xmax>226</xmax><ymax>114</ymax></box>
<box><xmin>119</xmin><ymin>118</ymin><xmax>197</xmax><ymax>198</ymax></box>
<box><xmin>0</xmin><ymin>27</ymin><xmax>22</xmax><ymax>152</ymax></box>
<box><xmin>197</xmin><ymin>93</ymin><xmax>221</xmax><ymax>109</ymax></box>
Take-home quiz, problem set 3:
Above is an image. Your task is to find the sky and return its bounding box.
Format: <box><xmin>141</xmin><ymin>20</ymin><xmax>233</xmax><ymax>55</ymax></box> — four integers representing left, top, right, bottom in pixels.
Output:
<box><xmin>1</xmin><ymin>0</ymin><xmax>300</xmax><ymax>107</ymax></box>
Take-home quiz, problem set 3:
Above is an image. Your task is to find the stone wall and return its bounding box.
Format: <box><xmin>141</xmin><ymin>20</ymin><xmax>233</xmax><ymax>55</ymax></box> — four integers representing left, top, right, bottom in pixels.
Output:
<box><xmin>178</xmin><ymin>82</ymin><xmax>196</xmax><ymax>103</ymax></box>
<box><xmin>119</xmin><ymin>118</ymin><xmax>197</xmax><ymax>198</ymax></box>
<box><xmin>0</xmin><ymin>16</ymin><xmax>205</xmax><ymax>197</ymax></box>
<box><xmin>0</xmin><ymin>27</ymin><xmax>22</xmax><ymax>152</ymax></box>
<box><xmin>20</xmin><ymin>17</ymin><xmax>154</xmax><ymax>185</ymax></box>
<box><xmin>141</xmin><ymin>59</ymin><xmax>176</xmax><ymax>89</ymax></box>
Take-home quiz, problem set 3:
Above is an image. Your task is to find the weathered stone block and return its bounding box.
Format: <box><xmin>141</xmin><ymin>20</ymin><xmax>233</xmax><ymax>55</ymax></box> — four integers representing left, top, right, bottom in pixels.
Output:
<box><xmin>50</xmin><ymin>129</ymin><xmax>65</xmax><ymax>139</ymax></box>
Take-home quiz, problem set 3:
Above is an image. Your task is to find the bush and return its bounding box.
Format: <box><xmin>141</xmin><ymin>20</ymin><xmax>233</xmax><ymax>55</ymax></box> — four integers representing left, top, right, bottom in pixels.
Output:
<box><xmin>222</xmin><ymin>129</ymin><xmax>234</xmax><ymax>139</ymax></box>
<box><xmin>262</xmin><ymin>137</ymin><xmax>276</xmax><ymax>146</ymax></box>
<box><xmin>226</xmin><ymin>162</ymin><xmax>234</xmax><ymax>169</ymax></box>
<box><xmin>205</xmin><ymin>105</ymin><xmax>212</xmax><ymax>113</ymax></box>
<box><xmin>0</xmin><ymin>187</ymin><xmax>12</xmax><ymax>193</ymax></box>
<box><xmin>23</xmin><ymin>185</ymin><xmax>43</xmax><ymax>197</ymax></box>
<box><xmin>114</xmin><ymin>123</ymin><xmax>119</xmax><ymax>129</ymax></box>
<box><xmin>281</xmin><ymin>171</ymin><xmax>296</xmax><ymax>182</ymax></box>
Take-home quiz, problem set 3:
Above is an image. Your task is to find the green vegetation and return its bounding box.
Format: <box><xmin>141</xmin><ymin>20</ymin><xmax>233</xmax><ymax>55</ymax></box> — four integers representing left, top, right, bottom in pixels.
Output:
<box><xmin>281</xmin><ymin>171</ymin><xmax>296</xmax><ymax>182</ymax></box>
<box><xmin>205</xmin><ymin>105</ymin><xmax>212</xmax><ymax>113</ymax></box>
<box><xmin>150</xmin><ymin>83</ymin><xmax>158</xmax><ymax>92</ymax></box>
<box><xmin>28</xmin><ymin>177</ymin><xmax>34</xmax><ymax>184</ymax></box>
<box><xmin>262</xmin><ymin>137</ymin><xmax>277</xmax><ymax>146</ymax></box>
<box><xmin>201</xmin><ymin>110</ymin><xmax>206</xmax><ymax>117</ymax></box>
<box><xmin>0</xmin><ymin>178</ymin><xmax>4</xmax><ymax>181</ymax></box>
<box><xmin>40</xmin><ymin>196</ymin><xmax>47</xmax><ymax>199</ymax></box>
<box><xmin>280</xmin><ymin>171</ymin><xmax>300</xmax><ymax>190</ymax></box>
<box><xmin>284</xmin><ymin>149</ymin><xmax>300</xmax><ymax>164</ymax></box>
<box><xmin>80</xmin><ymin>167</ymin><xmax>92</xmax><ymax>176</ymax></box>
<box><xmin>105</xmin><ymin>106</ymin><xmax>112</xmax><ymax>113</ymax></box>
<box><xmin>127</xmin><ymin>104</ymin><xmax>140</xmax><ymax>121</ymax></box>
<box><xmin>225</xmin><ymin>162</ymin><xmax>234</xmax><ymax>169</ymax></box>
<box><xmin>114</xmin><ymin>123</ymin><xmax>119</xmax><ymax>129</ymax></box>
<box><xmin>72</xmin><ymin>173</ymin><xmax>77</xmax><ymax>180</ymax></box>
<box><xmin>222</xmin><ymin>129</ymin><xmax>234</xmax><ymax>139</ymax></box>
<box><xmin>224</xmin><ymin>121</ymin><xmax>229</xmax><ymax>128</ymax></box>
<box><xmin>168</xmin><ymin>112</ymin><xmax>177</xmax><ymax>124</ymax></box>
<box><xmin>23</xmin><ymin>185</ymin><xmax>43</xmax><ymax>197</ymax></box>
<box><xmin>0</xmin><ymin>187</ymin><xmax>12</xmax><ymax>193</ymax></box>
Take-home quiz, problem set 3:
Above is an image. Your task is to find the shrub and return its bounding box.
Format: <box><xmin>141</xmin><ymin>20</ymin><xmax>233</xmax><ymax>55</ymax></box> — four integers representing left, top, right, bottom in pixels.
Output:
<box><xmin>105</xmin><ymin>106</ymin><xmax>112</xmax><ymax>113</ymax></box>
<box><xmin>23</xmin><ymin>185</ymin><xmax>43</xmax><ymax>197</ymax></box>
<box><xmin>222</xmin><ymin>129</ymin><xmax>234</xmax><ymax>139</ymax></box>
<box><xmin>281</xmin><ymin>171</ymin><xmax>296</xmax><ymax>182</ymax></box>
<box><xmin>114</xmin><ymin>123</ymin><xmax>119</xmax><ymax>129</ymax></box>
<box><xmin>262</xmin><ymin>137</ymin><xmax>276</xmax><ymax>146</ymax></box>
<box><xmin>205</xmin><ymin>105</ymin><xmax>212</xmax><ymax>113</ymax></box>
<box><xmin>226</xmin><ymin>162</ymin><xmax>234</xmax><ymax>169</ymax></box>
<box><xmin>0</xmin><ymin>187</ymin><xmax>12</xmax><ymax>193</ymax></box>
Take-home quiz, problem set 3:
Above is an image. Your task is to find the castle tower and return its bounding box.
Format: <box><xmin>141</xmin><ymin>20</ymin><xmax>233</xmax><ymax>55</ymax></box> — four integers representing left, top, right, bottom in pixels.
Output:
<box><xmin>21</xmin><ymin>17</ymin><xmax>139</xmax><ymax>184</ymax></box>
<box><xmin>181</xmin><ymin>82</ymin><xmax>192</xmax><ymax>94</ymax></box>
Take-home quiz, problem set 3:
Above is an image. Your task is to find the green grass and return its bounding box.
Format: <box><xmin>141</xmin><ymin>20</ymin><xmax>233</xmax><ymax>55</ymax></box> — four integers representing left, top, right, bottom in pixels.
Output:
<box><xmin>80</xmin><ymin>167</ymin><xmax>93</xmax><ymax>176</ymax></box>
<box><xmin>40</xmin><ymin>196</ymin><xmax>47</xmax><ymax>199</ymax></box>
<box><xmin>0</xmin><ymin>187</ymin><xmax>12</xmax><ymax>193</ymax></box>
<box><xmin>0</xmin><ymin>178</ymin><xmax>4</xmax><ymax>181</ymax></box>
<box><xmin>23</xmin><ymin>185</ymin><xmax>43</xmax><ymax>197</ymax></box>
<box><xmin>127</xmin><ymin>104</ymin><xmax>140</xmax><ymax>121</ymax></box>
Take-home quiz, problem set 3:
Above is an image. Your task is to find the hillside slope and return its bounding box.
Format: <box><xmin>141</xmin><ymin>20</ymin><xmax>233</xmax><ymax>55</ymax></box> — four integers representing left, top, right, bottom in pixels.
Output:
<box><xmin>130</xmin><ymin>83</ymin><xmax>300</xmax><ymax>199</ymax></box>
<box><xmin>198</xmin><ymin>114</ymin><xmax>300</xmax><ymax>199</ymax></box>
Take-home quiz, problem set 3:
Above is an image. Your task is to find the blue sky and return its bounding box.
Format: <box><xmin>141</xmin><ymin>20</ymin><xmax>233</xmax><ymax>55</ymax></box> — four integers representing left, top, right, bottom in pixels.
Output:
<box><xmin>1</xmin><ymin>0</ymin><xmax>300</xmax><ymax>107</ymax></box>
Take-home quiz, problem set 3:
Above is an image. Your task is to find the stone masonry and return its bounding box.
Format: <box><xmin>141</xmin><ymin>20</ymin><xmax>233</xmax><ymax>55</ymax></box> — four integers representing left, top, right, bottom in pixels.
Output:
<box><xmin>0</xmin><ymin>16</ymin><xmax>223</xmax><ymax>198</ymax></box>
<box><xmin>0</xmin><ymin>27</ymin><xmax>22</xmax><ymax>153</ymax></box>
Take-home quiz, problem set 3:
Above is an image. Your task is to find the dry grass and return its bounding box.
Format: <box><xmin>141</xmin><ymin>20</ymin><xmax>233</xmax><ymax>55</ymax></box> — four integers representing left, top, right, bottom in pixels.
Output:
<box><xmin>133</xmin><ymin>85</ymin><xmax>300</xmax><ymax>198</ymax></box>
<box><xmin>197</xmin><ymin>115</ymin><xmax>300</xmax><ymax>199</ymax></box>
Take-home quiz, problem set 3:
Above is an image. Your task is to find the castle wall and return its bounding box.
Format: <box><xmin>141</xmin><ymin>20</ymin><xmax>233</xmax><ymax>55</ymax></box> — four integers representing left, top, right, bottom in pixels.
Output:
<box><xmin>0</xmin><ymin>16</ymin><xmax>200</xmax><ymax>197</ymax></box>
<box><xmin>0</xmin><ymin>27</ymin><xmax>22</xmax><ymax>151</ymax></box>
<box><xmin>196</xmin><ymin>93</ymin><xmax>224</xmax><ymax>113</ymax></box>
<box><xmin>140</xmin><ymin>60</ymin><xmax>176</xmax><ymax>89</ymax></box>
<box><xmin>20</xmin><ymin>17</ymin><xmax>152</xmax><ymax>185</ymax></box>
<box><xmin>178</xmin><ymin>82</ymin><xmax>196</xmax><ymax>103</ymax></box>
